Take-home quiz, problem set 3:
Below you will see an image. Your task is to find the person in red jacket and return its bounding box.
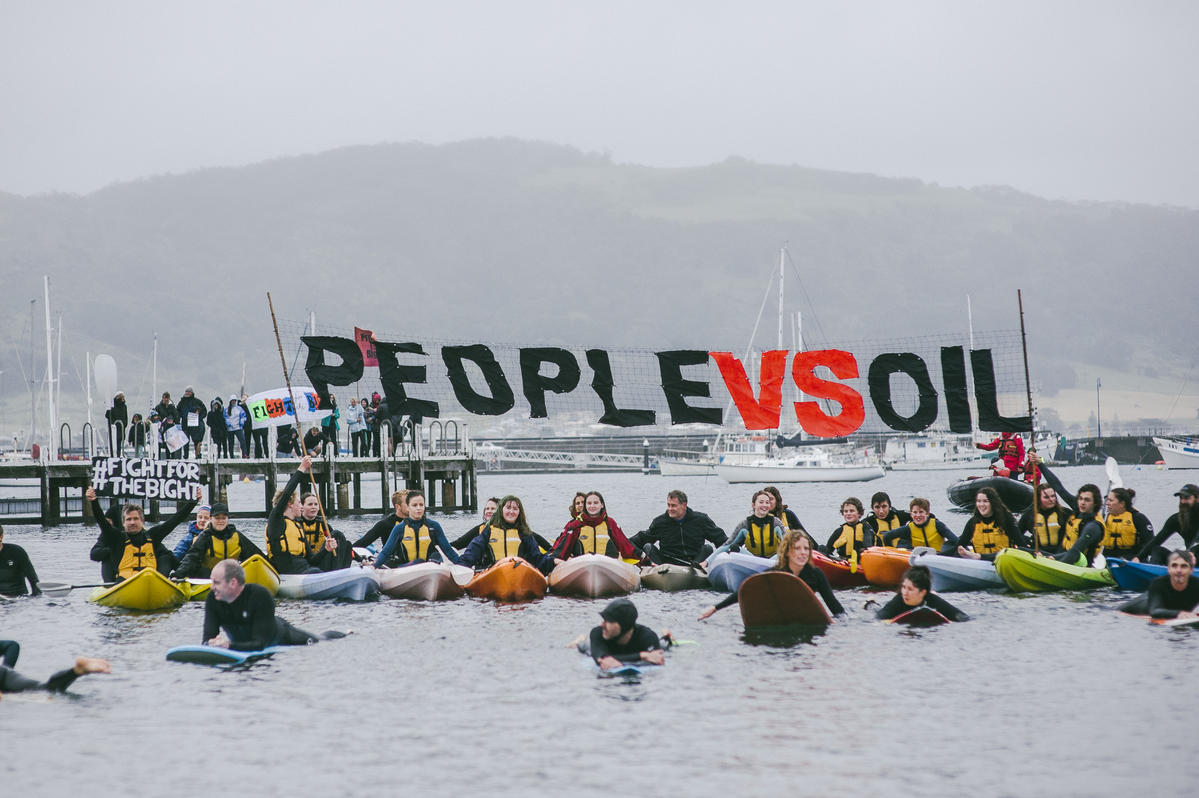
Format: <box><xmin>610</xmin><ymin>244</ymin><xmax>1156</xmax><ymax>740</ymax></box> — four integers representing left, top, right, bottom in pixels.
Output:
<box><xmin>977</xmin><ymin>431</ymin><xmax>1025</xmax><ymax>477</ymax></box>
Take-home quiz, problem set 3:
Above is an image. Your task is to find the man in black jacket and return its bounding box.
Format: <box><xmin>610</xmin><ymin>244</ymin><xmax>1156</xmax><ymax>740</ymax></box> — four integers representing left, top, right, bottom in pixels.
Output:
<box><xmin>629</xmin><ymin>490</ymin><xmax>727</xmax><ymax>564</ymax></box>
<box><xmin>176</xmin><ymin>387</ymin><xmax>206</xmax><ymax>458</ymax></box>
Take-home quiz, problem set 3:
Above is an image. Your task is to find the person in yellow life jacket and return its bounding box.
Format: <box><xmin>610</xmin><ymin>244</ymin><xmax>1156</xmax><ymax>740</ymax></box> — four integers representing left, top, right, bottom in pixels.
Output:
<box><xmin>458</xmin><ymin>495</ymin><xmax>550</xmax><ymax>570</ymax></box>
<box><xmin>264</xmin><ymin>456</ymin><xmax>321</xmax><ymax>575</ymax></box>
<box><xmin>372</xmin><ymin>491</ymin><xmax>462</xmax><ymax>568</ymax></box>
<box><xmin>172</xmin><ymin>502</ymin><xmax>265</xmax><ymax>578</ymax></box>
<box><xmin>353</xmin><ymin>489</ymin><xmax>410</xmax><ymax>555</ymax></box>
<box><xmin>707</xmin><ymin>490</ymin><xmax>785</xmax><ymax>563</ymax></box>
<box><xmin>864</xmin><ymin>491</ymin><xmax>911</xmax><ymax>542</ymax></box>
<box><xmin>450</xmin><ymin>497</ymin><xmax>500</xmax><ymax>550</ymax></box>
<box><xmin>544</xmin><ymin>491</ymin><xmax>640</xmax><ymax>574</ymax></box>
<box><xmin>881</xmin><ymin>498</ymin><xmax>959</xmax><ymax>552</ymax></box>
<box><xmin>86</xmin><ymin>485</ymin><xmax>199</xmax><ymax>583</ymax></box>
<box><xmin>1018</xmin><ymin>483</ymin><xmax>1074</xmax><ymax>555</ymax></box>
<box><xmin>958</xmin><ymin>487</ymin><xmax>1027</xmax><ymax>561</ymax></box>
<box><xmin>762</xmin><ymin>485</ymin><xmax>809</xmax><ymax>542</ymax></box>
<box><xmin>823</xmin><ymin>497</ymin><xmax>876</xmax><ymax>568</ymax></box>
<box><xmin>1102</xmin><ymin>487</ymin><xmax>1154</xmax><ymax>562</ymax></box>
<box><xmin>568</xmin><ymin>492</ymin><xmax>586</xmax><ymax>522</ymax></box>
<box><xmin>298</xmin><ymin>492</ymin><xmax>353</xmax><ymax>571</ymax></box>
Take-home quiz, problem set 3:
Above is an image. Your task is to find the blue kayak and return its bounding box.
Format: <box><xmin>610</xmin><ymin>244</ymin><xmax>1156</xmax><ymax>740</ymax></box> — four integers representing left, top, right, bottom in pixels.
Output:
<box><xmin>166</xmin><ymin>645</ymin><xmax>290</xmax><ymax>666</ymax></box>
<box><xmin>706</xmin><ymin>551</ymin><xmax>773</xmax><ymax>593</ymax></box>
<box><xmin>1106</xmin><ymin>558</ymin><xmax>1166</xmax><ymax>592</ymax></box>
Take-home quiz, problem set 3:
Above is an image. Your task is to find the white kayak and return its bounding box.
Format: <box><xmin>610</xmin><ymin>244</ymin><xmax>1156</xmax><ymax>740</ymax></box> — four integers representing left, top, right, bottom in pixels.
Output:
<box><xmin>277</xmin><ymin>566</ymin><xmax>380</xmax><ymax>601</ymax></box>
<box><xmin>705</xmin><ymin>551</ymin><xmax>774</xmax><ymax>593</ymax></box>
<box><xmin>376</xmin><ymin>562</ymin><xmax>473</xmax><ymax>601</ymax></box>
<box><xmin>911</xmin><ymin>552</ymin><xmax>1005</xmax><ymax>592</ymax></box>
<box><xmin>547</xmin><ymin>555</ymin><xmax>640</xmax><ymax>598</ymax></box>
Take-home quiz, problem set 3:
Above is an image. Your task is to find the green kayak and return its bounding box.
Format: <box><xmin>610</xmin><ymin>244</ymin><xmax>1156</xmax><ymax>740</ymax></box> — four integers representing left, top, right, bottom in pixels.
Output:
<box><xmin>994</xmin><ymin>548</ymin><xmax>1115</xmax><ymax>592</ymax></box>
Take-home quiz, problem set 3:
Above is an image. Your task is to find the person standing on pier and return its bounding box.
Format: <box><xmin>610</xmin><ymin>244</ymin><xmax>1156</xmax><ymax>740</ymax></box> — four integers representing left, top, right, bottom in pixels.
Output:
<box><xmin>177</xmin><ymin>387</ymin><xmax>206</xmax><ymax>458</ymax></box>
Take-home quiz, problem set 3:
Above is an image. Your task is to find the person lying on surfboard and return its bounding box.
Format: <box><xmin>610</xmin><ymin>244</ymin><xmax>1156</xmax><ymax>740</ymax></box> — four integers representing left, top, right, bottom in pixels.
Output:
<box><xmin>698</xmin><ymin>530</ymin><xmax>845</xmax><ymax>620</ymax></box>
<box><xmin>577</xmin><ymin>598</ymin><xmax>666</xmax><ymax>671</ymax></box>
<box><xmin>874</xmin><ymin>565</ymin><xmax>969</xmax><ymax>622</ymax></box>
<box><xmin>204</xmin><ymin>559</ymin><xmax>342</xmax><ymax>650</ymax></box>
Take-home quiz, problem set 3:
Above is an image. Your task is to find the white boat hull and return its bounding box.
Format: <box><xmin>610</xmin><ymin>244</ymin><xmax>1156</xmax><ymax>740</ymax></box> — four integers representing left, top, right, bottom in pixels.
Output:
<box><xmin>658</xmin><ymin>457</ymin><xmax>717</xmax><ymax>477</ymax></box>
<box><xmin>1153</xmin><ymin>437</ymin><xmax>1199</xmax><ymax>470</ymax></box>
<box><xmin>376</xmin><ymin>562</ymin><xmax>473</xmax><ymax>601</ymax></box>
<box><xmin>888</xmin><ymin>458</ymin><xmax>988</xmax><ymax>472</ymax></box>
<box><xmin>715</xmin><ymin>462</ymin><xmax>885</xmax><ymax>483</ymax></box>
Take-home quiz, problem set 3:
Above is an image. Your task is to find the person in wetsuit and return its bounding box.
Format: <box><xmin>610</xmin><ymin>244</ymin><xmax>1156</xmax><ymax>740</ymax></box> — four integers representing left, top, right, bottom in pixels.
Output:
<box><xmin>1101</xmin><ymin>487</ymin><xmax>1153</xmax><ymax>563</ymax></box>
<box><xmin>352</xmin><ymin>489</ymin><xmax>411</xmax><ymax>554</ymax></box>
<box><xmin>87</xmin><ymin>486</ymin><xmax>199</xmax><ymax>582</ymax></box>
<box><xmin>1136</xmin><ymin>550</ymin><xmax>1199</xmax><ymax>620</ymax></box>
<box><xmin>1018</xmin><ymin>483</ymin><xmax>1073</xmax><ymax>556</ymax></box>
<box><xmin>957</xmin><ymin>487</ymin><xmax>1027</xmax><ymax>561</ymax></box>
<box><xmin>698</xmin><ymin>529</ymin><xmax>845</xmax><ymax>620</ymax></box>
<box><xmin>881</xmin><ymin>498</ymin><xmax>958</xmax><ymax>552</ymax></box>
<box><xmin>203</xmin><ymin>559</ymin><xmax>328</xmax><ymax>649</ymax></box>
<box><xmin>706</xmin><ymin>489</ymin><xmax>784</xmax><ymax>563</ymax></box>
<box><xmin>450</xmin><ymin>497</ymin><xmax>499</xmax><ymax>550</ymax></box>
<box><xmin>0</xmin><ymin>654</ymin><xmax>111</xmax><ymax>696</ymax></box>
<box><xmin>1136</xmin><ymin>484</ymin><xmax>1199</xmax><ymax>564</ymax></box>
<box><xmin>264</xmin><ymin>456</ymin><xmax>321</xmax><ymax>575</ymax></box>
<box><xmin>172</xmin><ymin>502</ymin><xmax>265</xmax><ymax>579</ymax></box>
<box><xmin>874</xmin><ymin>565</ymin><xmax>970</xmax><ymax>622</ymax></box>
<box><xmin>372</xmin><ymin>490</ymin><xmax>462</xmax><ymax>568</ymax></box>
<box><xmin>824</xmin><ymin>496</ymin><xmax>876</xmax><ymax>567</ymax></box>
<box><xmin>762</xmin><ymin>485</ymin><xmax>808</xmax><ymax>540</ymax></box>
<box><xmin>298</xmin><ymin>492</ymin><xmax>352</xmax><ymax>571</ymax></box>
<box><xmin>628</xmin><ymin>490</ymin><xmax>727</xmax><ymax>566</ymax></box>
<box><xmin>581</xmin><ymin>598</ymin><xmax>665</xmax><ymax>671</ymax></box>
<box><xmin>864</xmin><ymin>491</ymin><xmax>911</xmax><ymax>544</ymax></box>
<box><xmin>0</xmin><ymin>525</ymin><xmax>40</xmax><ymax>596</ymax></box>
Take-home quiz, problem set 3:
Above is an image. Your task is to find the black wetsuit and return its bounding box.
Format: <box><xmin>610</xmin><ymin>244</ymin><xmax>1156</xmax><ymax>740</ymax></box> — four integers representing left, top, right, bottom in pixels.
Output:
<box><xmin>1144</xmin><ymin>574</ymin><xmax>1199</xmax><ymax>620</ymax></box>
<box><xmin>712</xmin><ymin>563</ymin><xmax>845</xmax><ymax>616</ymax></box>
<box><xmin>174</xmin><ymin>525</ymin><xmax>266</xmax><ymax>578</ymax></box>
<box><xmin>1052</xmin><ymin>513</ymin><xmax>1105</xmax><ymax>565</ymax></box>
<box><xmin>0</xmin><ymin>640</ymin><xmax>19</xmax><ymax>667</ymax></box>
<box><xmin>202</xmin><ymin>583</ymin><xmax>316</xmax><ymax>650</ymax></box>
<box><xmin>264</xmin><ymin>471</ymin><xmax>316</xmax><ymax>575</ymax></box>
<box><xmin>299</xmin><ymin>517</ymin><xmax>353</xmax><ymax>571</ymax></box>
<box><xmin>451</xmin><ymin>522</ymin><xmax>490</xmax><ymax>551</ymax></box>
<box><xmin>586</xmin><ymin>624</ymin><xmax>662</xmax><ymax>665</ymax></box>
<box><xmin>1137</xmin><ymin>511</ymin><xmax>1199</xmax><ymax>564</ymax></box>
<box><xmin>875</xmin><ymin>592</ymin><xmax>970</xmax><ymax>622</ymax></box>
<box><xmin>0</xmin><ymin>543</ymin><xmax>40</xmax><ymax>596</ymax></box>
<box><xmin>0</xmin><ymin>663</ymin><xmax>84</xmax><ymax>693</ymax></box>
<box><xmin>629</xmin><ymin>508</ymin><xmax>727</xmax><ymax>564</ymax></box>
<box><xmin>353</xmin><ymin>512</ymin><xmax>405</xmax><ymax>549</ymax></box>
<box><xmin>88</xmin><ymin>497</ymin><xmax>195</xmax><ymax>582</ymax></box>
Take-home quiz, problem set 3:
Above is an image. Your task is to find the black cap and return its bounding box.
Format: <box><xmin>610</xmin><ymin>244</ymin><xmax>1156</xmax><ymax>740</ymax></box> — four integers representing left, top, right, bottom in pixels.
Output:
<box><xmin>210</xmin><ymin>501</ymin><xmax>230</xmax><ymax>516</ymax></box>
<box><xmin>1175</xmin><ymin>484</ymin><xmax>1199</xmax><ymax>498</ymax></box>
<box><xmin>599</xmin><ymin>598</ymin><xmax>638</xmax><ymax>633</ymax></box>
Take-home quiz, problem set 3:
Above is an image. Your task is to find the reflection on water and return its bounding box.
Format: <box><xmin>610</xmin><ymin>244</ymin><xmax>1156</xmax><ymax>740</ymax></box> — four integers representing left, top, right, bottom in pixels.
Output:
<box><xmin>2</xmin><ymin>466</ymin><xmax>1195</xmax><ymax>797</ymax></box>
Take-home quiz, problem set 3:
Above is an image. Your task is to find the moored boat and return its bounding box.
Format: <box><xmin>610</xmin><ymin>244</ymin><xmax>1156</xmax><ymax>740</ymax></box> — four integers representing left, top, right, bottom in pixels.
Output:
<box><xmin>860</xmin><ymin>547</ymin><xmax>913</xmax><ymax>588</ymax></box>
<box><xmin>639</xmin><ymin>563</ymin><xmax>709</xmax><ymax>592</ymax></box>
<box><xmin>811</xmin><ymin>551</ymin><xmax>867</xmax><ymax>588</ymax></box>
<box><xmin>377</xmin><ymin>562</ymin><xmax>472</xmax><ymax>601</ymax></box>
<box><xmin>716</xmin><ymin>448</ymin><xmax>885</xmax><ymax>484</ymax></box>
<box><xmin>277</xmin><ymin>566</ymin><xmax>380</xmax><ymax>601</ymax></box>
<box><xmin>1152</xmin><ymin>436</ymin><xmax>1199</xmax><ymax>470</ymax></box>
<box><xmin>911</xmin><ymin>552</ymin><xmax>1005</xmax><ymax>592</ymax></box>
<box><xmin>946</xmin><ymin>474</ymin><xmax>1033</xmax><ymax>513</ymax></box>
<box><xmin>994</xmin><ymin>548</ymin><xmax>1115</xmax><ymax>592</ymax></box>
<box><xmin>705</xmin><ymin>551</ymin><xmax>773</xmax><ymax>593</ymax></box>
<box><xmin>89</xmin><ymin>568</ymin><xmax>188</xmax><ymax>611</ymax></box>
<box><xmin>547</xmin><ymin>555</ymin><xmax>640</xmax><ymax>598</ymax></box>
<box><xmin>465</xmin><ymin>557</ymin><xmax>547</xmax><ymax>602</ymax></box>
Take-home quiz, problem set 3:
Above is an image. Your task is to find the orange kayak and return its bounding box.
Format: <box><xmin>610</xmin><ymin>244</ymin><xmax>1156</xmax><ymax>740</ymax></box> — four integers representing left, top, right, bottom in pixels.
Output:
<box><xmin>465</xmin><ymin>557</ymin><xmax>547</xmax><ymax>602</ymax></box>
<box><xmin>860</xmin><ymin>547</ymin><xmax>912</xmax><ymax>588</ymax></box>
<box><xmin>811</xmin><ymin>551</ymin><xmax>867</xmax><ymax>588</ymax></box>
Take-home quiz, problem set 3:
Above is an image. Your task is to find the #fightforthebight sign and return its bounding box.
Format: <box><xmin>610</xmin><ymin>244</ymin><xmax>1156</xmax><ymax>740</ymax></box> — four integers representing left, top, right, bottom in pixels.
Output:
<box><xmin>301</xmin><ymin>330</ymin><xmax>1033</xmax><ymax>436</ymax></box>
<box><xmin>91</xmin><ymin>457</ymin><xmax>203</xmax><ymax>500</ymax></box>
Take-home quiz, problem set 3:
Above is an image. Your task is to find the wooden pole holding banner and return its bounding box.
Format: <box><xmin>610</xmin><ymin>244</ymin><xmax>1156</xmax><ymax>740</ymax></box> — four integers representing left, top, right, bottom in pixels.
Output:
<box><xmin>267</xmin><ymin>292</ymin><xmax>332</xmax><ymax>541</ymax></box>
<box><xmin>1017</xmin><ymin>289</ymin><xmax>1041</xmax><ymax>554</ymax></box>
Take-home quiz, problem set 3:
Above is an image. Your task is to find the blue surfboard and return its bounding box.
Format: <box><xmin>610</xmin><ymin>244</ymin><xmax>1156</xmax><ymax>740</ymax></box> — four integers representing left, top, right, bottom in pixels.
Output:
<box><xmin>166</xmin><ymin>644</ymin><xmax>289</xmax><ymax>666</ymax></box>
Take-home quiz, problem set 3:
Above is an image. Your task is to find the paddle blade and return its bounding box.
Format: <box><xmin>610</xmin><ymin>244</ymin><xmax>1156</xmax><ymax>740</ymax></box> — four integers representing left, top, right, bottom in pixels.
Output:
<box><xmin>37</xmin><ymin>581</ymin><xmax>74</xmax><ymax>598</ymax></box>
<box><xmin>1105</xmin><ymin>457</ymin><xmax>1123</xmax><ymax>490</ymax></box>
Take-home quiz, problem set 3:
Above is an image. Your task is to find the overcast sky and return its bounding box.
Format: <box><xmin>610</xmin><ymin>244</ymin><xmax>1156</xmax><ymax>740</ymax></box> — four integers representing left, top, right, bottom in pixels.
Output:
<box><xmin>2</xmin><ymin>0</ymin><xmax>1196</xmax><ymax>207</ymax></box>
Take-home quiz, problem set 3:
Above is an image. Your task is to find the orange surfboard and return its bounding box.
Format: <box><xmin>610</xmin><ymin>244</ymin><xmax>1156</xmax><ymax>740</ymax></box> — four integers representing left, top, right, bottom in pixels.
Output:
<box><xmin>738</xmin><ymin>571</ymin><xmax>831</xmax><ymax>628</ymax></box>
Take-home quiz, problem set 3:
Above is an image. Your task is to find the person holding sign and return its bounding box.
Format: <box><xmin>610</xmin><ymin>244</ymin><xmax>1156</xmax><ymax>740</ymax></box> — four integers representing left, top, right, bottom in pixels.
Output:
<box><xmin>86</xmin><ymin>485</ymin><xmax>199</xmax><ymax>582</ymax></box>
<box><xmin>177</xmin><ymin>387</ymin><xmax>206</xmax><ymax>458</ymax></box>
<box><xmin>173</xmin><ymin>502</ymin><xmax>266</xmax><ymax>579</ymax></box>
<box><xmin>264</xmin><ymin>456</ymin><xmax>321</xmax><ymax>575</ymax></box>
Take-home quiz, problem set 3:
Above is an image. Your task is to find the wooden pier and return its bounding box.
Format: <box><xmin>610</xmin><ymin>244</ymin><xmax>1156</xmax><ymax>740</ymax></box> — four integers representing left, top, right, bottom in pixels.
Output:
<box><xmin>0</xmin><ymin>433</ymin><xmax>477</xmax><ymax>527</ymax></box>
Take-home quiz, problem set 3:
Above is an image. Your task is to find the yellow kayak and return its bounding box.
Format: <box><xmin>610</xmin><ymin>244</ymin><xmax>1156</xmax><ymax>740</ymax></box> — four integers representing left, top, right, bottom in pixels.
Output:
<box><xmin>89</xmin><ymin>569</ymin><xmax>188</xmax><ymax>611</ymax></box>
<box><xmin>242</xmin><ymin>554</ymin><xmax>280</xmax><ymax>596</ymax></box>
<box><xmin>184</xmin><ymin>580</ymin><xmax>212</xmax><ymax>601</ymax></box>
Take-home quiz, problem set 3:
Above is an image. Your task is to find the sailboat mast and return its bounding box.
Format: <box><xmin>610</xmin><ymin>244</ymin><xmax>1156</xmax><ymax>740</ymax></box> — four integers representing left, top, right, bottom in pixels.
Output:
<box><xmin>44</xmin><ymin>277</ymin><xmax>57</xmax><ymax>460</ymax></box>
<box><xmin>777</xmin><ymin>247</ymin><xmax>785</xmax><ymax>351</ymax></box>
<box><xmin>152</xmin><ymin>332</ymin><xmax>158</xmax><ymax>403</ymax></box>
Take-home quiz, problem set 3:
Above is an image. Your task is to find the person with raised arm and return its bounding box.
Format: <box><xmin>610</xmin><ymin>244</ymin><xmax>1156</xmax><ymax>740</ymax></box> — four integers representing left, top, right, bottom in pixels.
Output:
<box><xmin>87</xmin><ymin>486</ymin><xmax>199</xmax><ymax>582</ymax></box>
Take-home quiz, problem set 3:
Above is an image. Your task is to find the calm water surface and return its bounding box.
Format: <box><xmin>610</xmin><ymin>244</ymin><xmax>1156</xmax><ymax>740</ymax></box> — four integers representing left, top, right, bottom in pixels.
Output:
<box><xmin>2</xmin><ymin>465</ymin><xmax>1193</xmax><ymax>797</ymax></box>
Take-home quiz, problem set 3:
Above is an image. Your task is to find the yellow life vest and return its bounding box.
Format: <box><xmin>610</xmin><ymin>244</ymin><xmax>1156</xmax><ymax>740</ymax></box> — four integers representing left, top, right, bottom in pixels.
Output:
<box><xmin>269</xmin><ymin>518</ymin><xmax>308</xmax><ymax>558</ymax></box>
<box><xmin>202</xmin><ymin>533</ymin><xmax>243</xmax><ymax>570</ymax></box>
<box><xmin>873</xmin><ymin>514</ymin><xmax>903</xmax><ymax>533</ymax></box>
<box><xmin>908</xmin><ymin>518</ymin><xmax>945</xmax><ymax>550</ymax></box>
<box><xmin>1062</xmin><ymin>514</ymin><xmax>1096</xmax><ymax>552</ymax></box>
<box><xmin>831</xmin><ymin>523</ymin><xmax>870</xmax><ymax>557</ymax></box>
<box><xmin>1033</xmin><ymin>510</ymin><xmax>1064</xmax><ymax>550</ymax></box>
<box><xmin>742</xmin><ymin>517</ymin><xmax>779</xmax><ymax>558</ymax></box>
<box><xmin>487</xmin><ymin>525</ymin><xmax>525</xmax><ymax>560</ymax></box>
<box><xmin>1103</xmin><ymin>511</ymin><xmax>1138</xmax><ymax>553</ymax></box>
<box><xmin>301</xmin><ymin>518</ymin><xmax>326</xmax><ymax>550</ymax></box>
<box><xmin>578</xmin><ymin>521</ymin><xmax>610</xmax><ymax>556</ymax></box>
<box><xmin>970</xmin><ymin>520</ymin><xmax>1011</xmax><ymax>555</ymax></box>
<box><xmin>118</xmin><ymin>539</ymin><xmax>157</xmax><ymax>579</ymax></box>
<box><xmin>400</xmin><ymin>522</ymin><xmax>435</xmax><ymax>561</ymax></box>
